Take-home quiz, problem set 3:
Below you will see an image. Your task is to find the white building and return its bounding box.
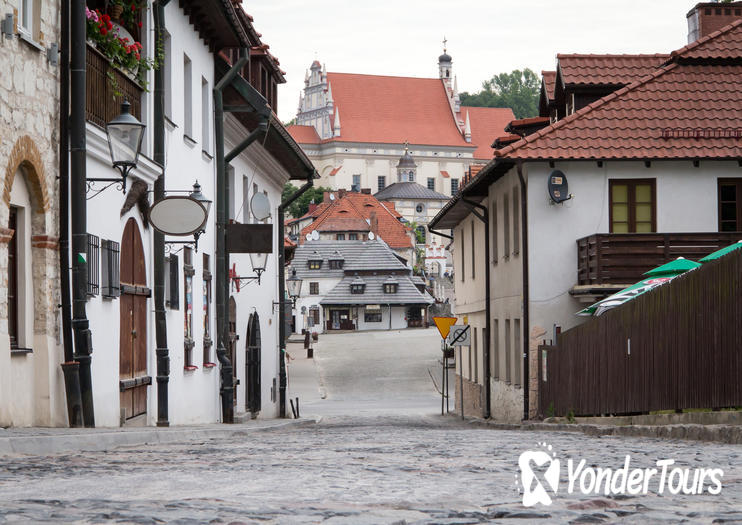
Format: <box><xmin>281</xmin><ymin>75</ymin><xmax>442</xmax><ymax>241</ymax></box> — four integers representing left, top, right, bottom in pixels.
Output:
<box><xmin>429</xmin><ymin>9</ymin><xmax>742</xmax><ymax>422</ymax></box>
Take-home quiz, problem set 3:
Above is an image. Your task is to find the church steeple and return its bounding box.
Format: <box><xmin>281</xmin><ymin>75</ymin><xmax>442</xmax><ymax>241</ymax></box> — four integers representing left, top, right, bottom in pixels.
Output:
<box><xmin>396</xmin><ymin>142</ymin><xmax>417</xmax><ymax>183</ymax></box>
<box><xmin>438</xmin><ymin>36</ymin><xmax>453</xmax><ymax>85</ymax></box>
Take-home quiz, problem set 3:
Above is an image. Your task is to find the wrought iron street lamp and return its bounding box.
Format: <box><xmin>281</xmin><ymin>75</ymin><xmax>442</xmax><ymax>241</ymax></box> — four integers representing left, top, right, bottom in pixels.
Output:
<box><xmin>104</xmin><ymin>100</ymin><xmax>145</xmax><ymax>193</ymax></box>
<box><xmin>188</xmin><ymin>181</ymin><xmax>212</xmax><ymax>247</ymax></box>
<box><xmin>286</xmin><ymin>267</ymin><xmax>303</xmax><ymax>306</ymax></box>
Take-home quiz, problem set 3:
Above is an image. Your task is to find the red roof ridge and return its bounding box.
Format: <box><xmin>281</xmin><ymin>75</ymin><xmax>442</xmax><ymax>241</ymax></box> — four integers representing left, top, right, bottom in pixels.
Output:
<box><xmin>494</xmin><ymin>61</ymin><xmax>680</xmax><ymax>158</ymax></box>
<box><xmin>556</xmin><ymin>53</ymin><xmax>671</xmax><ymax>58</ymax></box>
<box><xmin>327</xmin><ymin>71</ymin><xmax>441</xmax><ymax>82</ymax></box>
<box><xmin>669</xmin><ymin>17</ymin><xmax>742</xmax><ymax>59</ymax></box>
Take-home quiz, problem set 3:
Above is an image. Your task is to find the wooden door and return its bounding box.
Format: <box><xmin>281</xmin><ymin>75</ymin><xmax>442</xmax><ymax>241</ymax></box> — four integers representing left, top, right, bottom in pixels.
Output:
<box><xmin>246</xmin><ymin>312</ymin><xmax>261</xmax><ymax>414</ymax></box>
<box><xmin>119</xmin><ymin>218</ymin><xmax>149</xmax><ymax>421</ymax></box>
<box><xmin>228</xmin><ymin>297</ymin><xmax>237</xmax><ymax>405</ymax></box>
<box><xmin>718</xmin><ymin>179</ymin><xmax>742</xmax><ymax>232</ymax></box>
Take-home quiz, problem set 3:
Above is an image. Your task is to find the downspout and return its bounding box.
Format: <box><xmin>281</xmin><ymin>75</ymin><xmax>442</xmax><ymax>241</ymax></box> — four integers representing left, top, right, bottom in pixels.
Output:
<box><xmin>213</xmin><ymin>49</ymin><xmax>257</xmax><ymax>423</ymax></box>
<box><xmin>462</xmin><ymin>198</ymin><xmax>491</xmax><ymax>419</ymax></box>
<box><xmin>516</xmin><ymin>161</ymin><xmax>530</xmax><ymax>421</ymax></box>
<box><xmin>152</xmin><ymin>0</ymin><xmax>171</xmax><ymax>427</ymax></box>
<box><xmin>427</xmin><ymin>226</ymin><xmax>453</xmax><ymax>240</ymax></box>
<box><xmin>59</xmin><ymin>0</ymin><xmax>83</xmax><ymax>427</ymax></box>
<box><xmin>70</xmin><ymin>0</ymin><xmax>94</xmax><ymax>427</ymax></box>
<box><xmin>278</xmin><ymin>178</ymin><xmax>314</xmax><ymax>417</ymax></box>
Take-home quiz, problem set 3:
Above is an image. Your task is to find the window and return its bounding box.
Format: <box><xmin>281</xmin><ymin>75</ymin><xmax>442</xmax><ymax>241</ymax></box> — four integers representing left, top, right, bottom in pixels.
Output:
<box><xmin>242</xmin><ymin>175</ymin><xmax>250</xmax><ymax>223</ymax></box>
<box><xmin>416</xmin><ymin>225</ymin><xmax>426</xmax><ymax>244</ymax></box>
<box><xmin>166</xmin><ymin>254</ymin><xmax>179</xmax><ymax>309</ymax></box>
<box><xmin>350</xmin><ymin>282</ymin><xmax>365</xmax><ymax>294</ymax></box>
<box><xmin>514</xmin><ymin>318</ymin><xmax>521</xmax><ymax>387</ymax></box>
<box><xmin>336</xmin><ymin>234</ymin><xmax>345</xmax><ymax>241</ymax></box>
<box><xmin>203</xmin><ymin>253</ymin><xmax>212</xmax><ymax>364</ymax></box>
<box><xmin>378</xmin><ymin>176</ymin><xmax>386</xmax><ymax>192</ymax></box>
<box><xmin>470</xmin><ymin>221</ymin><xmax>475</xmax><ymax>279</ymax></box>
<box><xmin>227</xmin><ymin>166</ymin><xmax>236</xmax><ymax>220</ymax></box>
<box><xmin>364</xmin><ymin>309</ymin><xmax>382</xmax><ymax>322</ymax></box>
<box><xmin>503</xmin><ymin>191</ymin><xmax>510</xmax><ymax>258</ymax></box>
<box><xmin>609</xmin><ymin>179</ymin><xmax>656</xmax><ymax>233</ymax></box>
<box><xmin>408</xmin><ymin>170</ymin><xmax>415</xmax><ymax>182</ymax></box>
<box><xmin>384</xmin><ymin>283</ymin><xmax>398</xmax><ymax>294</ymax></box>
<box><xmin>8</xmin><ymin>208</ymin><xmax>18</xmax><ymax>349</ymax></box>
<box><xmin>718</xmin><ymin>179</ymin><xmax>742</xmax><ymax>232</ymax></box>
<box><xmin>415</xmin><ymin>203</ymin><xmax>424</xmax><ymax>214</ymax></box>
<box><xmin>309</xmin><ymin>307</ymin><xmax>320</xmax><ymax>326</ymax></box>
<box><xmin>18</xmin><ymin>0</ymin><xmax>36</xmax><ymax>38</ymax></box>
<box><xmin>460</xmin><ymin>227</ymin><xmax>465</xmax><ymax>281</ymax></box>
<box><xmin>163</xmin><ymin>32</ymin><xmax>172</xmax><ymax>119</ymax></box>
<box><xmin>87</xmin><ymin>234</ymin><xmax>100</xmax><ymax>296</ymax></box>
<box><xmin>492</xmin><ymin>319</ymin><xmax>499</xmax><ymax>380</ymax></box>
<box><xmin>451</xmin><ymin>179</ymin><xmax>459</xmax><ymax>195</ymax></box>
<box><xmin>101</xmin><ymin>239</ymin><xmax>121</xmax><ymax>298</ymax></box>
<box><xmin>505</xmin><ymin>319</ymin><xmax>511</xmax><ymax>383</ymax></box>
<box><xmin>348</xmin><ymin>233</ymin><xmax>358</xmax><ymax>240</ymax></box>
<box><xmin>352</xmin><ymin>174</ymin><xmax>361</xmax><ymax>192</ymax></box>
<box><xmin>329</xmin><ymin>259</ymin><xmax>344</xmax><ymax>269</ymax></box>
<box><xmin>201</xmin><ymin>77</ymin><xmax>210</xmax><ymax>154</ymax></box>
<box><xmin>512</xmin><ymin>186</ymin><xmax>520</xmax><ymax>255</ymax></box>
<box><xmin>309</xmin><ymin>282</ymin><xmax>319</xmax><ymax>295</ymax></box>
<box><xmin>473</xmin><ymin>327</ymin><xmax>478</xmax><ymax>384</ymax></box>
<box><xmin>427</xmin><ymin>178</ymin><xmax>436</xmax><ymax>191</ymax></box>
<box><xmin>184</xmin><ymin>248</ymin><xmax>195</xmax><ymax>367</ymax></box>
<box><xmin>308</xmin><ymin>260</ymin><xmax>322</xmax><ymax>270</ymax></box>
<box><xmin>183</xmin><ymin>54</ymin><xmax>193</xmax><ymax>138</ymax></box>
<box><xmin>491</xmin><ymin>201</ymin><xmax>498</xmax><ymax>265</ymax></box>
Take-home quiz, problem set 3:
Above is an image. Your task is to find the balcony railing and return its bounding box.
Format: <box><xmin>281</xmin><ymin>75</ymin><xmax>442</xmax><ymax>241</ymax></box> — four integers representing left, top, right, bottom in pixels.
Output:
<box><xmin>577</xmin><ymin>232</ymin><xmax>742</xmax><ymax>286</ymax></box>
<box><xmin>85</xmin><ymin>43</ymin><xmax>143</xmax><ymax>128</ymax></box>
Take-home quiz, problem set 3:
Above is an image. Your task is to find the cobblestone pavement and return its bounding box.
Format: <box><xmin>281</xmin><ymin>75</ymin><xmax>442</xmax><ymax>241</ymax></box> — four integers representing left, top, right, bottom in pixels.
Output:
<box><xmin>1</xmin><ymin>416</ymin><xmax>741</xmax><ymax>524</ymax></box>
<box><xmin>2</xmin><ymin>330</ymin><xmax>741</xmax><ymax>523</ymax></box>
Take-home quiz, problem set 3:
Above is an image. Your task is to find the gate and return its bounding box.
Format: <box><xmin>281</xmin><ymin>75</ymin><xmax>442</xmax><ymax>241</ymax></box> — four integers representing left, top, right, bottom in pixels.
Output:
<box><xmin>246</xmin><ymin>312</ymin><xmax>261</xmax><ymax>414</ymax></box>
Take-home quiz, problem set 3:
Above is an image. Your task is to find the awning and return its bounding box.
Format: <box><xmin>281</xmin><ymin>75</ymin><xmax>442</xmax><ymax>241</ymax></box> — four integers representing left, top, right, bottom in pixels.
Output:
<box><xmin>699</xmin><ymin>240</ymin><xmax>742</xmax><ymax>262</ymax></box>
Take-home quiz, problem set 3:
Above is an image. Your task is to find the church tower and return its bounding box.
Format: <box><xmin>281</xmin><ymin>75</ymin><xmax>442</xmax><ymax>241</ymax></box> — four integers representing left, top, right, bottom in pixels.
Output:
<box><xmin>296</xmin><ymin>60</ymin><xmax>334</xmax><ymax>139</ymax></box>
<box><xmin>396</xmin><ymin>143</ymin><xmax>417</xmax><ymax>183</ymax></box>
<box><xmin>438</xmin><ymin>38</ymin><xmax>453</xmax><ymax>88</ymax></box>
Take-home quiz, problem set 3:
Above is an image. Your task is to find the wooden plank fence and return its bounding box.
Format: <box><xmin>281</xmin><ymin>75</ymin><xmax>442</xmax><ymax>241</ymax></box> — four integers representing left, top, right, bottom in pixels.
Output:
<box><xmin>540</xmin><ymin>246</ymin><xmax>742</xmax><ymax>417</ymax></box>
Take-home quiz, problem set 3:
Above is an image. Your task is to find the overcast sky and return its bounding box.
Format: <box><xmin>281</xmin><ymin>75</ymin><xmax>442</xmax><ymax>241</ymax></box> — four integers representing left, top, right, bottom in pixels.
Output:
<box><xmin>245</xmin><ymin>1</ymin><xmax>693</xmax><ymax>122</ymax></box>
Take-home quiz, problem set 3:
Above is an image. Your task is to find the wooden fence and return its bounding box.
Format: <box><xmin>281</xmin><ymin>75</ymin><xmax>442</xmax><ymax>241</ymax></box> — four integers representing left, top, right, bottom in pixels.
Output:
<box><xmin>85</xmin><ymin>44</ymin><xmax>143</xmax><ymax>129</ymax></box>
<box><xmin>540</xmin><ymin>246</ymin><xmax>742</xmax><ymax>417</ymax></box>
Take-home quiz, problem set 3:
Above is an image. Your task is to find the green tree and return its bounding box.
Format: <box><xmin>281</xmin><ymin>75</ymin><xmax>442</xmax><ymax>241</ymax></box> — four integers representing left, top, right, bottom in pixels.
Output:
<box><xmin>460</xmin><ymin>68</ymin><xmax>541</xmax><ymax>119</ymax></box>
<box><xmin>282</xmin><ymin>183</ymin><xmax>333</xmax><ymax>218</ymax></box>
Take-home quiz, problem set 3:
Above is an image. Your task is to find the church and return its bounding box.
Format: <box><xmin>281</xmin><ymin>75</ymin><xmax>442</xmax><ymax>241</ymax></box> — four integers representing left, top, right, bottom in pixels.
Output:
<box><xmin>287</xmin><ymin>47</ymin><xmax>515</xmax><ymax>246</ymax></box>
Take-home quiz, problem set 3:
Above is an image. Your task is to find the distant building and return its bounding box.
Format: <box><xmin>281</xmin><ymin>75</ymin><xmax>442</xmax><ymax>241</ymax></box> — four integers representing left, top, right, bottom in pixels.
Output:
<box><xmin>286</xmin><ymin>47</ymin><xmax>514</xmax><ymax>210</ymax></box>
<box><xmin>291</xmin><ymin>240</ymin><xmax>433</xmax><ymax>334</ymax></box>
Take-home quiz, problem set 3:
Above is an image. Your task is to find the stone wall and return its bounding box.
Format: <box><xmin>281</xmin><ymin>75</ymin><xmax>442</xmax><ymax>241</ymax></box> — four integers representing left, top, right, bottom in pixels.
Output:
<box><xmin>453</xmin><ymin>374</ymin><xmax>484</xmax><ymax>418</ymax></box>
<box><xmin>0</xmin><ymin>0</ymin><xmax>62</xmax><ymax>427</ymax></box>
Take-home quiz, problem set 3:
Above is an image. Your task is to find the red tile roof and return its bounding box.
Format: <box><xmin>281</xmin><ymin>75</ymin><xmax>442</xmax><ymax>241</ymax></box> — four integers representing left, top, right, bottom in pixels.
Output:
<box><xmin>462</xmin><ymin>106</ymin><xmax>516</xmax><ymax>159</ymax></box>
<box><xmin>284</xmin><ymin>236</ymin><xmax>296</xmax><ymax>248</ymax></box>
<box><xmin>299</xmin><ymin>192</ymin><xmax>411</xmax><ymax>249</ymax></box>
<box><xmin>440</xmin><ymin>170</ymin><xmax>450</xmax><ymax>178</ymax></box>
<box><xmin>542</xmin><ymin>70</ymin><xmax>557</xmax><ymax>100</ymax></box>
<box><xmin>285</xmin><ymin>124</ymin><xmax>321</xmax><ymax>144</ymax></box>
<box><xmin>557</xmin><ymin>54</ymin><xmax>670</xmax><ymax>87</ymax></box>
<box><xmin>494</xmin><ymin>22</ymin><xmax>742</xmax><ymax>161</ymax></box>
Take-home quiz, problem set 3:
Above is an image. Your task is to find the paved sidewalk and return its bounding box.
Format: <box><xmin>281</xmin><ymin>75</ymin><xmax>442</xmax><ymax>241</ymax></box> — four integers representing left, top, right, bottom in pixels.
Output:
<box><xmin>0</xmin><ymin>417</ymin><xmax>316</xmax><ymax>456</ymax></box>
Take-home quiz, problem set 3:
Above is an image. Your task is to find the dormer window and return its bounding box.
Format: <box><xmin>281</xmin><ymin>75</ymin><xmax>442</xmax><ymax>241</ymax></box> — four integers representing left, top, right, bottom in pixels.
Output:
<box><xmin>383</xmin><ymin>281</ymin><xmax>398</xmax><ymax>294</ymax></box>
<box><xmin>329</xmin><ymin>259</ymin><xmax>344</xmax><ymax>269</ymax></box>
<box><xmin>308</xmin><ymin>260</ymin><xmax>322</xmax><ymax>270</ymax></box>
<box><xmin>350</xmin><ymin>277</ymin><xmax>366</xmax><ymax>294</ymax></box>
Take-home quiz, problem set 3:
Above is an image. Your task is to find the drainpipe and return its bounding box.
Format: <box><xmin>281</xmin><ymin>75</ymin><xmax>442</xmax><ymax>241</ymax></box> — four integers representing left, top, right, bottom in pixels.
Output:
<box><xmin>278</xmin><ymin>178</ymin><xmax>314</xmax><ymax>417</ymax></box>
<box><xmin>427</xmin><ymin>226</ymin><xmax>453</xmax><ymax>240</ymax></box>
<box><xmin>70</xmin><ymin>0</ymin><xmax>94</xmax><ymax>427</ymax></box>
<box><xmin>516</xmin><ymin>161</ymin><xmax>530</xmax><ymax>421</ymax></box>
<box><xmin>152</xmin><ymin>0</ymin><xmax>171</xmax><ymax>427</ymax></box>
<box><xmin>59</xmin><ymin>0</ymin><xmax>83</xmax><ymax>427</ymax></box>
<box><xmin>462</xmin><ymin>198</ymin><xmax>491</xmax><ymax>419</ymax></box>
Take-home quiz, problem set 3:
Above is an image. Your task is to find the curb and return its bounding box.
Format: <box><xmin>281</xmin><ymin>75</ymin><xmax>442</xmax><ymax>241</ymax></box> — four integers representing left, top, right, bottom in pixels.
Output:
<box><xmin>0</xmin><ymin>417</ymin><xmax>318</xmax><ymax>457</ymax></box>
<box><xmin>464</xmin><ymin>417</ymin><xmax>742</xmax><ymax>445</ymax></box>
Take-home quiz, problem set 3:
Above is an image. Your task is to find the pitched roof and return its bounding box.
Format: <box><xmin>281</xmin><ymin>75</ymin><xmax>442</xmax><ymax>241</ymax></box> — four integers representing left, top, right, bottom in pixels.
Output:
<box><xmin>557</xmin><ymin>54</ymin><xmax>670</xmax><ymax>87</ymax></box>
<box><xmin>494</xmin><ymin>21</ymin><xmax>742</xmax><ymax>161</ymax></box>
<box><xmin>321</xmin><ymin>274</ymin><xmax>433</xmax><ymax>306</ymax></box>
<box><xmin>461</xmin><ymin>105</ymin><xmax>516</xmax><ymax>159</ymax></box>
<box><xmin>285</xmin><ymin>124</ymin><xmax>321</xmax><ymax>144</ymax></box>
<box><xmin>298</xmin><ymin>191</ymin><xmax>412</xmax><ymax>249</ymax></box>
<box><xmin>542</xmin><ymin>70</ymin><xmax>557</xmax><ymax>100</ymax></box>
<box><xmin>374</xmin><ymin>182</ymin><xmax>449</xmax><ymax>201</ymax></box>
<box><xmin>291</xmin><ymin>240</ymin><xmax>407</xmax><ymax>280</ymax></box>
<box><xmin>325</xmin><ymin>72</ymin><xmax>470</xmax><ymax>147</ymax></box>
<box><xmin>315</xmin><ymin>217</ymin><xmax>370</xmax><ymax>232</ymax></box>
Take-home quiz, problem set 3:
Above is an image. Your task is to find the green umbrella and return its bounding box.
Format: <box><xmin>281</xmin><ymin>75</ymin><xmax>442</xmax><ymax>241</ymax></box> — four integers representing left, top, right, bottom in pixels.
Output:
<box><xmin>699</xmin><ymin>241</ymin><xmax>742</xmax><ymax>263</ymax></box>
<box><xmin>577</xmin><ymin>257</ymin><xmax>700</xmax><ymax>317</ymax></box>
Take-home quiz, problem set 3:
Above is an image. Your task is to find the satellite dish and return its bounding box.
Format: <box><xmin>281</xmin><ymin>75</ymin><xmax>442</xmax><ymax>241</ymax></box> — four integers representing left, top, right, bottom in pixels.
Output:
<box><xmin>311</xmin><ymin>230</ymin><xmax>320</xmax><ymax>241</ymax></box>
<box><xmin>251</xmin><ymin>192</ymin><xmax>271</xmax><ymax>221</ymax></box>
<box><xmin>305</xmin><ymin>233</ymin><xmax>312</xmax><ymax>242</ymax></box>
<box><xmin>148</xmin><ymin>196</ymin><xmax>207</xmax><ymax>236</ymax></box>
<box><xmin>548</xmin><ymin>169</ymin><xmax>572</xmax><ymax>203</ymax></box>
<box><xmin>368</xmin><ymin>232</ymin><xmax>375</xmax><ymax>240</ymax></box>
<box><xmin>329</xmin><ymin>193</ymin><xmax>335</xmax><ymax>201</ymax></box>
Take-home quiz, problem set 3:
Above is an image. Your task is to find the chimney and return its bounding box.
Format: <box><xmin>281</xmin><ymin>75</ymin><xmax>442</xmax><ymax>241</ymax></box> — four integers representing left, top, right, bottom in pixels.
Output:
<box><xmin>369</xmin><ymin>211</ymin><xmax>378</xmax><ymax>236</ymax></box>
<box><xmin>361</xmin><ymin>188</ymin><xmax>371</xmax><ymax>194</ymax></box>
<box><xmin>323</xmin><ymin>191</ymin><xmax>332</xmax><ymax>204</ymax></box>
<box><xmin>687</xmin><ymin>2</ymin><xmax>742</xmax><ymax>42</ymax></box>
<box><xmin>338</xmin><ymin>188</ymin><xmax>347</xmax><ymax>199</ymax></box>
<box><xmin>308</xmin><ymin>203</ymin><xmax>318</xmax><ymax>214</ymax></box>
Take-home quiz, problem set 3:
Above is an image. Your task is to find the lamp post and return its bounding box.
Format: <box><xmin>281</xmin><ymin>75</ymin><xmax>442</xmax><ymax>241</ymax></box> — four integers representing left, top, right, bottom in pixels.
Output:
<box><xmin>188</xmin><ymin>181</ymin><xmax>212</xmax><ymax>248</ymax></box>
<box><xmin>97</xmin><ymin>100</ymin><xmax>145</xmax><ymax>193</ymax></box>
<box><xmin>286</xmin><ymin>267</ymin><xmax>303</xmax><ymax>307</ymax></box>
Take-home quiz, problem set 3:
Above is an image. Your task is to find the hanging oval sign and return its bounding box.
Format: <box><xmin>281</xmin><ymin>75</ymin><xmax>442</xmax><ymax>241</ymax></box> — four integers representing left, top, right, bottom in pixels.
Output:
<box><xmin>251</xmin><ymin>192</ymin><xmax>271</xmax><ymax>221</ymax></box>
<box><xmin>548</xmin><ymin>169</ymin><xmax>569</xmax><ymax>203</ymax></box>
<box><xmin>148</xmin><ymin>196</ymin><xmax>207</xmax><ymax>236</ymax></box>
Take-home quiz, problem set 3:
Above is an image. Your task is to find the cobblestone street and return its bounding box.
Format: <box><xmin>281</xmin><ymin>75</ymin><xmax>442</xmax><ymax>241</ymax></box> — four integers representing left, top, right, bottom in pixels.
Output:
<box><xmin>1</xmin><ymin>330</ymin><xmax>741</xmax><ymax>523</ymax></box>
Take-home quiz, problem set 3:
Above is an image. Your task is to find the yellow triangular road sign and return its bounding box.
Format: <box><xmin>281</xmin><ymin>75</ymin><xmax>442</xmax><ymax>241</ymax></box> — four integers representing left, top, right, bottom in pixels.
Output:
<box><xmin>433</xmin><ymin>316</ymin><xmax>458</xmax><ymax>340</ymax></box>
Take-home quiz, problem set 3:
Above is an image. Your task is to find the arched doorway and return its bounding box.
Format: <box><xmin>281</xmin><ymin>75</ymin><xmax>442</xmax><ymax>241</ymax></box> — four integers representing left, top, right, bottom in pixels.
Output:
<box><xmin>119</xmin><ymin>218</ymin><xmax>148</xmax><ymax>422</ymax></box>
<box><xmin>228</xmin><ymin>297</ymin><xmax>237</xmax><ymax>405</ymax></box>
<box><xmin>245</xmin><ymin>312</ymin><xmax>261</xmax><ymax>415</ymax></box>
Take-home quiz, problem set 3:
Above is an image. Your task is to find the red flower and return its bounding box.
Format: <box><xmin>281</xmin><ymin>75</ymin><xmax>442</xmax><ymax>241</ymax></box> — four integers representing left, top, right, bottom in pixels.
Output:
<box><xmin>100</xmin><ymin>27</ymin><xmax>107</xmax><ymax>35</ymax></box>
<box><xmin>131</xmin><ymin>4</ymin><xmax>136</xmax><ymax>10</ymax></box>
<box><xmin>102</xmin><ymin>13</ymin><xmax>110</xmax><ymax>22</ymax></box>
<box><xmin>107</xmin><ymin>21</ymin><xmax>113</xmax><ymax>30</ymax></box>
<box><xmin>134</xmin><ymin>53</ymin><xmax>140</xmax><ymax>60</ymax></box>
<box><xmin>137</xmin><ymin>21</ymin><xmax>142</xmax><ymax>28</ymax></box>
